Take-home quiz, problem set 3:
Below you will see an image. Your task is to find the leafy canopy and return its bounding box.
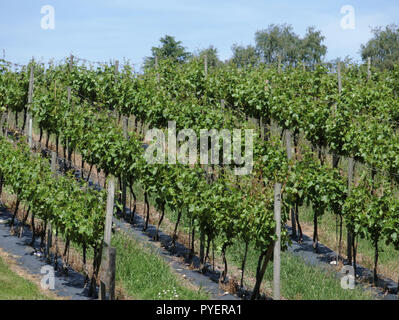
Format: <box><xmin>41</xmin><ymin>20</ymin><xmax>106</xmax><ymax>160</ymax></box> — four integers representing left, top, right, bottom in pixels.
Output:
<box><xmin>255</xmin><ymin>24</ymin><xmax>326</xmax><ymax>68</ymax></box>
<box><xmin>144</xmin><ymin>35</ymin><xmax>192</xmax><ymax>68</ymax></box>
<box><xmin>361</xmin><ymin>24</ymin><xmax>399</xmax><ymax>70</ymax></box>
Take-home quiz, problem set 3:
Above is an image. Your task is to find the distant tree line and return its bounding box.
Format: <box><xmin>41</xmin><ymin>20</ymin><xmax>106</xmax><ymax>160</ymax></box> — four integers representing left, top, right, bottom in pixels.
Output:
<box><xmin>144</xmin><ymin>23</ymin><xmax>399</xmax><ymax>70</ymax></box>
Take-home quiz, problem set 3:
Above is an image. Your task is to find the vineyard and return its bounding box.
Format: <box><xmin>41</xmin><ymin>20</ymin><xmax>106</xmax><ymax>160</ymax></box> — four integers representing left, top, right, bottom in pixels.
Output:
<box><xmin>0</xmin><ymin>55</ymin><xmax>399</xmax><ymax>300</ymax></box>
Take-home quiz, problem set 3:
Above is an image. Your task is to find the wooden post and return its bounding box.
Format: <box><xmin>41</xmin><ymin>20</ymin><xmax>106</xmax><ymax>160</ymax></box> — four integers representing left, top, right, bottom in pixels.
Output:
<box><xmin>67</xmin><ymin>52</ymin><xmax>73</xmax><ymax>160</ymax></box>
<box><xmin>121</xmin><ymin>116</ymin><xmax>128</xmax><ymax>218</ymax></box>
<box><xmin>277</xmin><ymin>55</ymin><xmax>281</xmax><ymax>73</ymax></box>
<box><xmin>0</xmin><ymin>112</ymin><xmax>6</xmax><ymax>136</ymax></box>
<box><xmin>204</xmin><ymin>55</ymin><xmax>208</xmax><ymax>79</ymax></box>
<box><xmin>108</xmin><ymin>246</ymin><xmax>116</xmax><ymax>300</ymax></box>
<box><xmin>99</xmin><ymin>243</ymin><xmax>116</xmax><ymax>300</ymax></box>
<box><xmin>270</xmin><ymin>56</ymin><xmax>282</xmax><ymax>136</ymax></box>
<box><xmin>26</xmin><ymin>63</ymin><xmax>34</xmax><ymax>148</ymax></box>
<box><xmin>114</xmin><ymin>60</ymin><xmax>119</xmax><ymax>108</ymax></box>
<box><xmin>285</xmin><ymin>130</ymin><xmax>292</xmax><ymax>168</ymax></box>
<box><xmin>273</xmin><ymin>182</ymin><xmax>282</xmax><ymax>300</ymax></box>
<box><xmin>46</xmin><ymin>151</ymin><xmax>57</xmax><ymax>263</ymax></box>
<box><xmin>285</xmin><ymin>130</ymin><xmax>296</xmax><ymax>238</ymax></box>
<box><xmin>66</xmin><ymin>64</ymin><xmax>72</xmax><ymax>162</ymax></box>
<box><xmin>199</xmin><ymin>232</ymin><xmax>205</xmax><ymax>268</ymax></box>
<box><xmin>221</xmin><ymin>99</ymin><xmax>225</xmax><ymax>109</ymax></box>
<box><xmin>123</xmin><ymin>117</ymin><xmax>129</xmax><ymax>139</ymax></box>
<box><xmin>69</xmin><ymin>54</ymin><xmax>73</xmax><ymax>70</ymax></box>
<box><xmin>65</xmin><ymin>87</ymin><xmax>72</xmax><ymax>167</ymax></box>
<box><xmin>99</xmin><ymin>281</ymin><xmax>106</xmax><ymax>300</ymax></box>
<box><xmin>46</xmin><ymin>218</ymin><xmax>52</xmax><ymax>264</ymax></box>
<box><xmin>337</xmin><ymin>61</ymin><xmax>342</xmax><ymax>94</ymax></box>
<box><xmin>367</xmin><ymin>57</ymin><xmax>371</xmax><ymax>81</ymax></box>
<box><xmin>67</xmin><ymin>87</ymin><xmax>71</xmax><ymax>103</ymax></box>
<box><xmin>114</xmin><ymin>60</ymin><xmax>119</xmax><ymax>119</ymax></box>
<box><xmin>6</xmin><ymin>109</ymin><xmax>10</xmax><ymax>131</ymax></box>
<box><xmin>113</xmin><ymin>60</ymin><xmax>122</xmax><ymax>203</ymax></box>
<box><xmin>347</xmin><ymin>157</ymin><xmax>355</xmax><ymax>265</ymax></box>
<box><xmin>332</xmin><ymin>62</ymin><xmax>343</xmax><ymax>263</ymax></box>
<box><xmin>155</xmin><ymin>56</ymin><xmax>160</xmax><ymax>82</ymax></box>
<box><xmin>114</xmin><ymin>60</ymin><xmax>119</xmax><ymax>78</ymax></box>
<box><xmin>332</xmin><ymin>62</ymin><xmax>342</xmax><ymax>168</ymax></box>
<box><xmin>114</xmin><ymin>59</ymin><xmax>119</xmax><ymax>117</ymax></box>
<box><xmin>99</xmin><ymin>176</ymin><xmax>116</xmax><ymax>300</ymax></box>
<box><xmin>104</xmin><ymin>176</ymin><xmax>115</xmax><ymax>246</ymax></box>
<box><xmin>51</xmin><ymin>151</ymin><xmax>57</xmax><ymax>173</ymax></box>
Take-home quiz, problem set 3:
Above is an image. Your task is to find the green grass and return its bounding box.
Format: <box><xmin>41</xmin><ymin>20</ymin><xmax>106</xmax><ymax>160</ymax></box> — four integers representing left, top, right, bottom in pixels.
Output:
<box><xmin>273</xmin><ymin>252</ymin><xmax>373</xmax><ymax>300</ymax></box>
<box><xmin>227</xmin><ymin>241</ymin><xmax>373</xmax><ymax>300</ymax></box>
<box><xmin>112</xmin><ymin>232</ymin><xmax>209</xmax><ymax>300</ymax></box>
<box><xmin>0</xmin><ymin>256</ymin><xmax>51</xmax><ymax>300</ymax></box>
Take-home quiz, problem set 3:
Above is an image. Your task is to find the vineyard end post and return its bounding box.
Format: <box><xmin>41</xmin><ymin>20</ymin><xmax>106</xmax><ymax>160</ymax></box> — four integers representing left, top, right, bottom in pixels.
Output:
<box><xmin>204</xmin><ymin>55</ymin><xmax>208</xmax><ymax>79</ymax></box>
<box><xmin>273</xmin><ymin>182</ymin><xmax>282</xmax><ymax>300</ymax></box>
<box><xmin>285</xmin><ymin>130</ymin><xmax>296</xmax><ymax>238</ymax></box>
<box><xmin>367</xmin><ymin>57</ymin><xmax>371</xmax><ymax>80</ymax></box>
<box><xmin>99</xmin><ymin>176</ymin><xmax>116</xmax><ymax>300</ymax></box>
<box><xmin>26</xmin><ymin>63</ymin><xmax>34</xmax><ymax>148</ymax></box>
<box><xmin>45</xmin><ymin>151</ymin><xmax>57</xmax><ymax>263</ymax></box>
<box><xmin>347</xmin><ymin>157</ymin><xmax>354</xmax><ymax>265</ymax></box>
<box><xmin>155</xmin><ymin>55</ymin><xmax>160</xmax><ymax>82</ymax></box>
<box><xmin>121</xmin><ymin>116</ymin><xmax>128</xmax><ymax>218</ymax></box>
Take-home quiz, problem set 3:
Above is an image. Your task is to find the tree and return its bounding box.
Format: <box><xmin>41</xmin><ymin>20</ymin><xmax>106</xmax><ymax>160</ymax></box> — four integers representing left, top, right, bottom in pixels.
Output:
<box><xmin>144</xmin><ymin>35</ymin><xmax>192</xmax><ymax>68</ymax></box>
<box><xmin>255</xmin><ymin>24</ymin><xmax>300</xmax><ymax>67</ymax></box>
<box><xmin>361</xmin><ymin>24</ymin><xmax>399</xmax><ymax>70</ymax></box>
<box><xmin>299</xmin><ymin>26</ymin><xmax>327</xmax><ymax>68</ymax></box>
<box><xmin>196</xmin><ymin>45</ymin><xmax>221</xmax><ymax>67</ymax></box>
<box><xmin>230</xmin><ymin>44</ymin><xmax>259</xmax><ymax>67</ymax></box>
<box><xmin>255</xmin><ymin>24</ymin><xmax>326</xmax><ymax>68</ymax></box>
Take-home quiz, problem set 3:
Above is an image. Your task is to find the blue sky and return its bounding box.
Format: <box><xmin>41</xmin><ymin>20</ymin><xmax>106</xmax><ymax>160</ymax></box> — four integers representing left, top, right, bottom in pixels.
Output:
<box><xmin>0</xmin><ymin>0</ymin><xmax>398</xmax><ymax>67</ymax></box>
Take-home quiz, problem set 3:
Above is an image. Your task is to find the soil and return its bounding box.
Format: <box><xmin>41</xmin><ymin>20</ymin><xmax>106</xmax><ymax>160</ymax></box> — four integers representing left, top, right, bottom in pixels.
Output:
<box><xmin>0</xmin><ymin>205</ymin><xmax>92</xmax><ymax>300</ymax></box>
<box><xmin>0</xmin><ymin>190</ymin><xmax>132</xmax><ymax>300</ymax></box>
